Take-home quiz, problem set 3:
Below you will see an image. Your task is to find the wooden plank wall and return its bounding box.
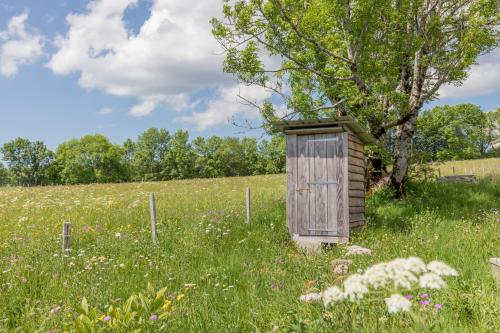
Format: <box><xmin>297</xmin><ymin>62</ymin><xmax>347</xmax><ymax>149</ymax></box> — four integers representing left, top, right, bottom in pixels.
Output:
<box><xmin>286</xmin><ymin>134</ymin><xmax>298</xmax><ymax>235</ymax></box>
<box><xmin>347</xmin><ymin>133</ymin><xmax>366</xmax><ymax>228</ymax></box>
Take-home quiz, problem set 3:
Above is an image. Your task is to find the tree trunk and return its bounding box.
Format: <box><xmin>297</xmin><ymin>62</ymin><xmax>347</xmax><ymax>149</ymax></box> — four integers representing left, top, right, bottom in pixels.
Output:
<box><xmin>390</xmin><ymin>113</ymin><xmax>417</xmax><ymax>198</ymax></box>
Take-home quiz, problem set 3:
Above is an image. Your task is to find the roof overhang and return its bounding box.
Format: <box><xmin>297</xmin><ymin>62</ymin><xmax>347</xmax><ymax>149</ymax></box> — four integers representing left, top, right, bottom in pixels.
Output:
<box><xmin>273</xmin><ymin>115</ymin><xmax>377</xmax><ymax>145</ymax></box>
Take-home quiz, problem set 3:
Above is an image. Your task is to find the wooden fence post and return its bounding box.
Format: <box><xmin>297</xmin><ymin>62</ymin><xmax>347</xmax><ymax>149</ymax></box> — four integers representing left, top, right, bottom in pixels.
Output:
<box><xmin>246</xmin><ymin>187</ymin><xmax>251</xmax><ymax>224</ymax></box>
<box><xmin>438</xmin><ymin>168</ymin><xmax>441</xmax><ymax>177</ymax></box>
<box><xmin>150</xmin><ymin>193</ymin><xmax>158</xmax><ymax>244</ymax></box>
<box><xmin>452</xmin><ymin>166</ymin><xmax>455</xmax><ymax>176</ymax></box>
<box><xmin>62</xmin><ymin>222</ymin><xmax>71</xmax><ymax>252</ymax></box>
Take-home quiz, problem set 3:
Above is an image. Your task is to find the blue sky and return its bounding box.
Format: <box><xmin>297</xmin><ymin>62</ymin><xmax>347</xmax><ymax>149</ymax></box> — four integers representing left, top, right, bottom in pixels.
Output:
<box><xmin>0</xmin><ymin>0</ymin><xmax>499</xmax><ymax>150</ymax></box>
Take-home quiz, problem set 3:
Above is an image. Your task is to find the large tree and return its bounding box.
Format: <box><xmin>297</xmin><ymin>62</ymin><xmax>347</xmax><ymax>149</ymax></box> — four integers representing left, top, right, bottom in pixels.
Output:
<box><xmin>257</xmin><ymin>135</ymin><xmax>286</xmax><ymax>174</ymax></box>
<box><xmin>1</xmin><ymin>138</ymin><xmax>55</xmax><ymax>186</ymax></box>
<box><xmin>56</xmin><ymin>135</ymin><xmax>126</xmax><ymax>184</ymax></box>
<box><xmin>163</xmin><ymin>130</ymin><xmax>197</xmax><ymax>180</ymax></box>
<box><xmin>128</xmin><ymin>128</ymin><xmax>172</xmax><ymax>181</ymax></box>
<box><xmin>212</xmin><ymin>0</ymin><xmax>499</xmax><ymax>196</ymax></box>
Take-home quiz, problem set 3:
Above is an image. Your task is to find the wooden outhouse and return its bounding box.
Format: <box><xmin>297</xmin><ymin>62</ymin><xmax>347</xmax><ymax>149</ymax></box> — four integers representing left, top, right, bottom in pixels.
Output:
<box><xmin>276</xmin><ymin>116</ymin><xmax>376</xmax><ymax>244</ymax></box>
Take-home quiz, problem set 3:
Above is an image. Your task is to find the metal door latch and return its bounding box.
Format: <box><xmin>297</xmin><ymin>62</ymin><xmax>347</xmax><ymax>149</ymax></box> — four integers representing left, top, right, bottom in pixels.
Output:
<box><xmin>308</xmin><ymin>181</ymin><xmax>338</xmax><ymax>185</ymax></box>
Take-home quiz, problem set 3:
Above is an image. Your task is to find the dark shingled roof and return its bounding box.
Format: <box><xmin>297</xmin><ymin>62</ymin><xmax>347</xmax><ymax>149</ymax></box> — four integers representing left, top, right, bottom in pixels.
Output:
<box><xmin>273</xmin><ymin>115</ymin><xmax>377</xmax><ymax>145</ymax></box>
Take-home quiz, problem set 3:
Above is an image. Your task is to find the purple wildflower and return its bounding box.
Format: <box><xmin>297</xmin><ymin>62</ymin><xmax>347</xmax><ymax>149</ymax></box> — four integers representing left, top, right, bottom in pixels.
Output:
<box><xmin>420</xmin><ymin>293</ymin><xmax>429</xmax><ymax>299</ymax></box>
<box><xmin>435</xmin><ymin>303</ymin><xmax>443</xmax><ymax>310</ymax></box>
<box><xmin>103</xmin><ymin>315</ymin><xmax>112</xmax><ymax>322</ymax></box>
<box><xmin>149</xmin><ymin>314</ymin><xmax>158</xmax><ymax>321</ymax></box>
<box><xmin>405</xmin><ymin>294</ymin><xmax>413</xmax><ymax>300</ymax></box>
<box><xmin>420</xmin><ymin>300</ymin><xmax>430</xmax><ymax>306</ymax></box>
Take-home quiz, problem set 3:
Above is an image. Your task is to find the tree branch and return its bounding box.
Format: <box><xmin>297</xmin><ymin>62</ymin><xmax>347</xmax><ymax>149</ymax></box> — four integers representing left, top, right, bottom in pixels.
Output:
<box><xmin>239</xmin><ymin>27</ymin><xmax>353</xmax><ymax>82</ymax></box>
<box><xmin>307</xmin><ymin>98</ymin><xmax>348</xmax><ymax>113</ymax></box>
<box><xmin>270</xmin><ymin>0</ymin><xmax>352</xmax><ymax>64</ymax></box>
<box><xmin>342</xmin><ymin>0</ymin><xmax>370</xmax><ymax>94</ymax></box>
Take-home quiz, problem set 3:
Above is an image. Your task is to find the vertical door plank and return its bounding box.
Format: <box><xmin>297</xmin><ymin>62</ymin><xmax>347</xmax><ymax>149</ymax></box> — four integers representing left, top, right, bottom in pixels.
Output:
<box><xmin>335</xmin><ymin>133</ymin><xmax>347</xmax><ymax>237</ymax></box>
<box><xmin>326</xmin><ymin>133</ymin><xmax>338</xmax><ymax>235</ymax></box>
<box><xmin>286</xmin><ymin>134</ymin><xmax>297</xmax><ymax>235</ymax></box>
<box><xmin>297</xmin><ymin>135</ymin><xmax>310</xmax><ymax>235</ymax></box>
<box><xmin>314</xmin><ymin>134</ymin><xmax>328</xmax><ymax>235</ymax></box>
<box><xmin>340</xmin><ymin>132</ymin><xmax>350</xmax><ymax>237</ymax></box>
<box><xmin>308</xmin><ymin>135</ymin><xmax>316</xmax><ymax>235</ymax></box>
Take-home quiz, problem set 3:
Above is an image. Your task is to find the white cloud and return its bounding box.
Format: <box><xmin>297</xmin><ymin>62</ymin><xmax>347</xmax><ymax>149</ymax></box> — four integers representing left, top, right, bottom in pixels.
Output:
<box><xmin>0</xmin><ymin>12</ymin><xmax>44</xmax><ymax>77</ymax></box>
<box><xmin>98</xmin><ymin>107</ymin><xmax>113</xmax><ymax>115</ymax></box>
<box><xmin>439</xmin><ymin>48</ymin><xmax>500</xmax><ymax>99</ymax></box>
<box><xmin>129</xmin><ymin>99</ymin><xmax>158</xmax><ymax>117</ymax></box>
<box><xmin>47</xmin><ymin>0</ymin><xmax>230</xmax><ymax>119</ymax></box>
<box><xmin>177</xmin><ymin>85</ymin><xmax>274</xmax><ymax>131</ymax></box>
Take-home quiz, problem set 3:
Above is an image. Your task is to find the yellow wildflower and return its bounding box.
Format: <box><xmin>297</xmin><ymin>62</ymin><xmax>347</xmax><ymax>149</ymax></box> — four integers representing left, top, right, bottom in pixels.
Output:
<box><xmin>162</xmin><ymin>300</ymin><xmax>172</xmax><ymax>310</ymax></box>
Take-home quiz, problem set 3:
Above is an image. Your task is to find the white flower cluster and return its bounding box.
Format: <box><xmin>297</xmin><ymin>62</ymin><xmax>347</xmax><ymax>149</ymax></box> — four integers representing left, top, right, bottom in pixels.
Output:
<box><xmin>299</xmin><ymin>292</ymin><xmax>323</xmax><ymax>302</ymax></box>
<box><xmin>385</xmin><ymin>294</ymin><xmax>412</xmax><ymax>313</ymax></box>
<box><xmin>322</xmin><ymin>257</ymin><xmax>458</xmax><ymax>313</ymax></box>
<box><xmin>427</xmin><ymin>261</ymin><xmax>459</xmax><ymax>276</ymax></box>
<box><xmin>322</xmin><ymin>286</ymin><xmax>344</xmax><ymax>306</ymax></box>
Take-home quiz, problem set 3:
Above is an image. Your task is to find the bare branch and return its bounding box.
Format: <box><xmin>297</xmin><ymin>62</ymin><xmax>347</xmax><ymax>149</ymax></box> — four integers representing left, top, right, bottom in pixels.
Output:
<box><xmin>307</xmin><ymin>98</ymin><xmax>348</xmax><ymax>113</ymax></box>
<box><xmin>230</xmin><ymin>117</ymin><xmax>265</xmax><ymax>132</ymax></box>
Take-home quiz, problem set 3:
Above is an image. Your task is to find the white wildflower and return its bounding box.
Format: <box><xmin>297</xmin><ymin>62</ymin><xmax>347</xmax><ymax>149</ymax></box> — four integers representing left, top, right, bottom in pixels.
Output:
<box><xmin>343</xmin><ymin>274</ymin><xmax>368</xmax><ymax>301</ymax></box>
<box><xmin>427</xmin><ymin>261</ymin><xmax>458</xmax><ymax>276</ymax></box>
<box><xmin>392</xmin><ymin>270</ymin><xmax>418</xmax><ymax>290</ymax></box>
<box><xmin>115</xmin><ymin>232</ymin><xmax>121</xmax><ymax>238</ymax></box>
<box><xmin>386</xmin><ymin>258</ymin><xmax>409</xmax><ymax>273</ymax></box>
<box><xmin>385</xmin><ymin>294</ymin><xmax>412</xmax><ymax>313</ymax></box>
<box><xmin>419</xmin><ymin>272</ymin><xmax>447</xmax><ymax>289</ymax></box>
<box><xmin>404</xmin><ymin>257</ymin><xmax>427</xmax><ymax>274</ymax></box>
<box><xmin>322</xmin><ymin>287</ymin><xmax>345</xmax><ymax>306</ymax></box>
<box><xmin>299</xmin><ymin>292</ymin><xmax>323</xmax><ymax>303</ymax></box>
<box><xmin>364</xmin><ymin>263</ymin><xmax>390</xmax><ymax>288</ymax></box>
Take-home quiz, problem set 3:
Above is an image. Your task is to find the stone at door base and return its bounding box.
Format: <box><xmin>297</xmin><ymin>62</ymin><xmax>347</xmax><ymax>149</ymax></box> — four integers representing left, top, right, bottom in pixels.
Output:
<box><xmin>292</xmin><ymin>235</ymin><xmax>322</xmax><ymax>254</ymax></box>
<box><xmin>295</xmin><ymin>240</ymin><xmax>322</xmax><ymax>254</ymax></box>
<box><xmin>490</xmin><ymin>258</ymin><xmax>500</xmax><ymax>283</ymax></box>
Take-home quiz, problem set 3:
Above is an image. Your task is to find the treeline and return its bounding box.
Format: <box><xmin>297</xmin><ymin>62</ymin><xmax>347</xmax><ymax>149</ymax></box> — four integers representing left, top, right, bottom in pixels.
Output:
<box><xmin>0</xmin><ymin>128</ymin><xmax>285</xmax><ymax>187</ymax></box>
<box><xmin>1</xmin><ymin>103</ymin><xmax>498</xmax><ymax>187</ymax></box>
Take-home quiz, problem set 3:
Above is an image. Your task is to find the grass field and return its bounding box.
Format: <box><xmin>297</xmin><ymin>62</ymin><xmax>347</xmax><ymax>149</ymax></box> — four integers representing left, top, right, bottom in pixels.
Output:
<box><xmin>0</xmin><ymin>174</ymin><xmax>499</xmax><ymax>332</ymax></box>
<box><xmin>431</xmin><ymin>157</ymin><xmax>500</xmax><ymax>177</ymax></box>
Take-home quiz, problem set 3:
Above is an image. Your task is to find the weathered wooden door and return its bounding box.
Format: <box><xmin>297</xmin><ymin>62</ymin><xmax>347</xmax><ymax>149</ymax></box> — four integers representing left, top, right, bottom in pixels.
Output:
<box><xmin>295</xmin><ymin>133</ymin><xmax>348</xmax><ymax>236</ymax></box>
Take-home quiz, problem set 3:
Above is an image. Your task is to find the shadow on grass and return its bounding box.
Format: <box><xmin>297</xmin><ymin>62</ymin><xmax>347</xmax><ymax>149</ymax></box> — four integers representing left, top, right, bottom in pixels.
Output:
<box><xmin>366</xmin><ymin>177</ymin><xmax>500</xmax><ymax>232</ymax></box>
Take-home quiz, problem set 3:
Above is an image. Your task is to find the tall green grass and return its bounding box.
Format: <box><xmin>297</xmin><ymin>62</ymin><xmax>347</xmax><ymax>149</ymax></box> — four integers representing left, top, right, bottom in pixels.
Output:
<box><xmin>0</xmin><ymin>175</ymin><xmax>498</xmax><ymax>332</ymax></box>
<box><xmin>431</xmin><ymin>157</ymin><xmax>500</xmax><ymax>177</ymax></box>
